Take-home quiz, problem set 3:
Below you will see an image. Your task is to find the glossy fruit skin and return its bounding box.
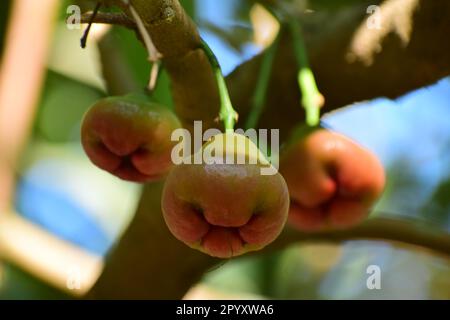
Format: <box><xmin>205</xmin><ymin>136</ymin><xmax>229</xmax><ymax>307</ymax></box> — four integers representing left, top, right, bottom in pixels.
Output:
<box><xmin>162</xmin><ymin>133</ymin><xmax>290</xmax><ymax>259</ymax></box>
<box><xmin>280</xmin><ymin>128</ymin><xmax>385</xmax><ymax>232</ymax></box>
<box><xmin>81</xmin><ymin>95</ymin><xmax>181</xmax><ymax>182</ymax></box>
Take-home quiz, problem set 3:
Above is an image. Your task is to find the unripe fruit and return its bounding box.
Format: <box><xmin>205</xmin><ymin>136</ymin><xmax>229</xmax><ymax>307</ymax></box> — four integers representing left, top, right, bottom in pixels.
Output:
<box><xmin>280</xmin><ymin>128</ymin><xmax>385</xmax><ymax>232</ymax></box>
<box><xmin>162</xmin><ymin>133</ymin><xmax>290</xmax><ymax>258</ymax></box>
<box><xmin>81</xmin><ymin>94</ymin><xmax>181</xmax><ymax>182</ymax></box>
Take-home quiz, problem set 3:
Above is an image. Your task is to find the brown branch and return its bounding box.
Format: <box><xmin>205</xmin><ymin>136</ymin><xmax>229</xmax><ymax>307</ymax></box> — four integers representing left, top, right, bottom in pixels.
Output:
<box><xmin>87</xmin><ymin>182</ymin><xmax>220</xmax><ymax>299</ymax></box>
<box><xmin>80</xmin><ymin>12</ymin><xmax>136</xmax><ymax>30</ymax></box>
<box><xmin>91</xmin><ymin>0</ymin><xmax>450</xmax><ymax>141</ymax></box>
<box><xmin>270</xmin><ymin>217</ymin><xmax>450</xmax><ymax>261</ymax></box>
<box><xmin>86</xmin><ymin>0</ymin><xmax>450</xmax><ymax>299</ymax></box>
<box><xmin>104</xmin><ymin>0</ymin><xmax>220</xmax><ymax>133</ymax></box>
<box><xmin>229</xmin><ymin>0</ymin><xmax>450</xmax><ymax>140</ymax></box>
<box><xmin>87</xmin><ymin>181</ymin><xmax>450</xmax><ymax>299</ymax></box>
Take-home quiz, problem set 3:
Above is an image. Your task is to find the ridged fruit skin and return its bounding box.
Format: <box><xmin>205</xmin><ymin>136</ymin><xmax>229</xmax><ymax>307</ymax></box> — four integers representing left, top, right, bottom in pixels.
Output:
<box><xmin>280</xmin><ymin>128</ymin><xmax>385</xmax><ymax>232</ymax></box>
<box><xmin>81</xmin><ymin>95</ymin><xmax>181</xmax><ymax>182</ymax></box>
<box><xmin>162</xmin><ymin>133</ymin><xmax>290</xmax><ymax>259</ymax></box>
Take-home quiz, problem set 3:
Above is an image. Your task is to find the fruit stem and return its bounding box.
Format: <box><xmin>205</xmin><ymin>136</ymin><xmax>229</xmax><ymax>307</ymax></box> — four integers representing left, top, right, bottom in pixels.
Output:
<box><xmin>289</xmin><ymin>18</ymin><xmax>324</xmax><ymax>127</ymax></box>
<box><xmin>245</xmin><ymin>34</ymin><xmax>280</xmax><ymax>130</ymax></box>
<box><xmin>201</xmin><ymin>39</ymin><xmax>238</xmax><ymax>131</ymax></box>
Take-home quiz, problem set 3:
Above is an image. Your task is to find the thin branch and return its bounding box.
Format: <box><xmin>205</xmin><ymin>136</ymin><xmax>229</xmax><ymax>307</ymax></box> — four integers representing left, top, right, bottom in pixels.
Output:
<box><xmin>106</xmin><ymin>0</ymin><xmax>219</xmax><ymax>132</ymax></box>
<box><xmin>270</xmin><ymin>216</ymin><xmax>450</xmax><ymax>260</ymax></box>
<box><xmin>86</xmin><ymin>0</ymin><xmax>450</xmax><ymax>300</ymax></box>
<box><xmin>80</xmin><ymin>2</ymin><xmax>102</xmax><ymax>48</ymax></box>
<box><xmin>80</xmin><ymin>12</ymin><xmax>136</xmax><ymax>29</ymax></box>
<box><xmin>245</xmin><ymin>35</ymin><xmax>279</xmax><ymax>130</ymax></box>
<box><xmin>81</xmin><ymin>9</ymin><xmax>161</xmax><ymax>92</ymax></box>
<box><xmin>126</xmin><ymin>1</ymin><xmax>162</xmax><ymax>91</ymax></box>
<box><xmin>88</xmin><ymin>180</ymin><xmax>450</xmax><ymax>299</ymax></box>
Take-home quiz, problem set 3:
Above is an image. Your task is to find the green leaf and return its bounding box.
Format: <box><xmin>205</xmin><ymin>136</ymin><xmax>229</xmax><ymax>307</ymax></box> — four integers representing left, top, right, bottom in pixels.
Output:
<box><xmin>35</xmin><ymin>70</ymin><xmax>104</xmax><ymax>142</ymax></box>
<box><xmin>0</xmin><ymin>262</ymin><xmax>71</xmax><ymax>300</ymax></box>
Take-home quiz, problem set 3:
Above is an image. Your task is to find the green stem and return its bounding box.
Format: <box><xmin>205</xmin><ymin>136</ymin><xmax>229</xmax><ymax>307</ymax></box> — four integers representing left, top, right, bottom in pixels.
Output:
<box><xmin>245</xmin><ymin>35</ymin><xmax>280</xmax><ymax>130</ymax></box>
<box><xmin>289</xmin><ymin>19</ymin><xmax>323</xmax><ymax>126</ymax></box>
<box><xmin>201</xmin><ymin>39</ymin><xmax>238</xmax><ymax>131</ymax></box>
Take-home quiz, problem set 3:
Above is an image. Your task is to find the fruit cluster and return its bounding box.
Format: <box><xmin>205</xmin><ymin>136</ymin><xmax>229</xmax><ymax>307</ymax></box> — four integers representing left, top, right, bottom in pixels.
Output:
<box><xmin>81</xmin><ymin>95</ymin><xmax>385</xmax><ymax>258</ymax></box>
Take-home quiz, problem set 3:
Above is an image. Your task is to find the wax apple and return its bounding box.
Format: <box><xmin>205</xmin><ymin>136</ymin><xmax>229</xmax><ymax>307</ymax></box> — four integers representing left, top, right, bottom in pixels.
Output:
<box><xmin>280</xmin><ymin>128</ymin><xmax>385</xmax><ymax>231</ymax></box>
<box><xmin>162</xmin><ymin>133</ymin><xmax>289</xmax><ymax>258</ymax></box>
<box><xmin>81</xmin><ymin>94</ymin><xmax>181</xmax><ymax>182</ymax></box>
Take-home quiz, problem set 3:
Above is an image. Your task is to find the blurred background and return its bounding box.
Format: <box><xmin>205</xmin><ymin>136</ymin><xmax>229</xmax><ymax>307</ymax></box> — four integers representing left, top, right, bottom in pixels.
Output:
<box><xmin>0</xmin><ymin>0</ymin><xmax>448</xmax><ymax>299</ymax></box>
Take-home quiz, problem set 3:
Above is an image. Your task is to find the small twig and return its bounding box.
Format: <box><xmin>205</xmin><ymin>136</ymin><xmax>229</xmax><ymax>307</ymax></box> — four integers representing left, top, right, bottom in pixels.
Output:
<box><xmin>127</xmin><ymin>4</ymin><xmax>161</xmax><ymax>62</ymax></box>
<box><xmin>245</xmin><ymin>35</ymin><xmax>280</xmax><ymax>130</ymax></box>
<box><xmin>148</xmin><ymin>61</ymin><xmax>161</xmax><ymax>92</ymax></box>
<box><xmin>80</xmin><ymin>9</ymin><xmax>159</xmax><ymax>92</ymax></box>
<box><xmin>289</xmin><ymin>18</ymin><xmax>324</xmax><ymax>126</ymax></box>
<box><xmin>271</xmin><ymin>215</ymin><xmax>450</xmax><ymax>260</ymax></box>
<box><xmin>80</xmin><ymin>1</ymin><xmax>102</xmax><ymax>49</ymax></box>
<box><xmin>121</xmin><ymin>0</ymin><xmax>162</xmax><ymax>91</ymax></box>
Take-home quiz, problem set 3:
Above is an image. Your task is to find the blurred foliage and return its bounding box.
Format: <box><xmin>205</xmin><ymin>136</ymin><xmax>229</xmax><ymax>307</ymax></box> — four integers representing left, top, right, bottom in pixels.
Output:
<box><xmin>199</xmin><ymin>21</ymin><xmax>253</xmax><ymax>53</ymax></box>
<box><xmin>106</xmin><ymin>26</ymin><xmax>174</xmax><ymax>108</ymax></box>
<box><xmin>16</xmin><ymin>141</ymin><xmax>140</xmax><ymax>248</ymax></box>
<box><xmin>262</xmin><ymin>0</ymin><xmax>376</xmax><ymax>11</ymax></box>
<box><xmin>180</xmin><ymin>0</ymin><xmax>196</xmax><ymax>17</ymax></box>
<box><xmin>307</xmin><ymin>0</ymin><xmax>376</xmax><ymax>11</ymax></box>
<box><xmin>108</xmin><ymin>26</ymin><xmax>150</xmax><ymax>91</ymax></box>
<box><xmin>420</xmin><ymin>177</ymin><xmax>450</xmax><ymax>228</ymax></box>
<box><xmin>34</xmin><ymin>71</ymin><xmax>104</xmax><ymax>142</ymax></box>
<box><xmin>0</xmin><ymin>262</ymin><xmax>70</xmax><ymax>300</ymax></box>
<box><xmin>202</xmin><ymin>242</ymin><xmax>450</xmax><ymax>299</ymax></box>
<box><xmin>196</xmin><ymin>0</ymin><xmax>254</xmax><ymax>54</ymax></box>
<box><xmin>375</xmin><ymin>157</ymin><xmax>428</xmax><ymax>220</ymax></box>
<box><xmin>203</xmin><ymin>258</ymin><xmax>265</xmax><ymax>296</ymax></box>
<box><xmin>271</xmin><ymin>245</ymin><xmax>340</xmax><ymax>299</ymax></box>
<box><xmin>57</xmin><ymin>0</ymin><xmax>75</xmax><ymax>21</ymax></box>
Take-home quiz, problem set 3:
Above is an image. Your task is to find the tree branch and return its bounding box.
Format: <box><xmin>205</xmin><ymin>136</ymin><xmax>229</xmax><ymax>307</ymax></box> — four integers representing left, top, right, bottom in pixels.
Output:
<box><xmin>88</xmin><ymin>181</ymin><xmax>450</xmax><ymax>299</ymax></box>
<box><xmin>104</xmin><ymin>0</ymin><xmax>220</xmax><ymax>133</ymax></box>
<box><xmin>86</xmin><ymin>0</ymin><xmax>450</xmax><ymax>299</ymax></box>
<box><xmin>228</xmin><ymin>0</ymin><xmax>450</xmax><ymax>140</ymax></box>
<box><xmin>87</xmin><ymin>182</ymin><xmax>220</xmax><ymax>299</ymax></box>
<box><xmin>93</xmin><ymin>0</ymin><xmax>450</xmax><ymax>140</ymax></box>
<box><xmin>81</xmin><ymin>12</ymin><xmax>136</xmax><ymax>30</ymax></box>
<box><xmin>270</xmin><ymin>217</ymin><xmax>450</xmax><ymax>260</ymax></box>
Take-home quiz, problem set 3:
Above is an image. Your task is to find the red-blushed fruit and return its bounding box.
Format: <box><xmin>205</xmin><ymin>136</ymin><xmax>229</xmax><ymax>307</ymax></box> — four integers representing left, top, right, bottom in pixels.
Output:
<box><xmin>162</xmin><ymin>133</ymin><xmax>289</xmax><ymax>258</ymax></box>
<box><xmin>81</xmin><ymin>94</ymin><xmax>181</xmax><ymax>182</ymax></box>
<box><xmin>280</xmin><ymin>128</ymin><xmax>385</xmax><ymax>232</ymax></box>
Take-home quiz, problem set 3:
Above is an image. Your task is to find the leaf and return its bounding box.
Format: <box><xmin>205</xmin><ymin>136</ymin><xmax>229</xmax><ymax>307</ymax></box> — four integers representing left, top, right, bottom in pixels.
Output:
<box><xmin>0</xmin><ymin>262</ymin><xmax>71</xmax><ymax>300</ymax></box>
<box><xmin>35</xmin><ymin>70</ymin><xmax>104</xmax><ymax>142</ymax></box>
